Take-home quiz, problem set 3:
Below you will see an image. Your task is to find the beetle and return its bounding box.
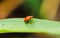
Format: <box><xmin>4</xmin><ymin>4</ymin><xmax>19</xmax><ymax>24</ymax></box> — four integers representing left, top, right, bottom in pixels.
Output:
<box><xmin>24</xmin><ymin>16</ymin><xmax>33</xmax><ymax>22</ymax></box>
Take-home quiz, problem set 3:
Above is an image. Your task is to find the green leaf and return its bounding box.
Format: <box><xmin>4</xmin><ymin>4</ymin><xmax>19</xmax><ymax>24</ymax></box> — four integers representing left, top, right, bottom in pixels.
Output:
<box><xmin>0</xmin><ymin>18</ymin><xmax>60</xmax><ymax>37</ymax></box>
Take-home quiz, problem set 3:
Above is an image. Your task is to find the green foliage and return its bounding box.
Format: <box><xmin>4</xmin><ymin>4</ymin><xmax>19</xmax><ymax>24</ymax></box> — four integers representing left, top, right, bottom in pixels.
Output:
<box><xmin>0</xmin><ymin>18</ymin><xmax>60</xmax><ymax>37</ymax></box>
<box><xmin>24</xmin><ymin>0</ymin><xmax>43</xmax><ymax>18</ymax></box>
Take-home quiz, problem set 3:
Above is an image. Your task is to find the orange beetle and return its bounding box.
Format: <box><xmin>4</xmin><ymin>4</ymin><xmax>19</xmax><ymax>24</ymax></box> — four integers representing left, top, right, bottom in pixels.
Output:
<box><xmin>24</xmin><ymin>16</ymin><xmax>33</xmax><ymax>22</ymax></box>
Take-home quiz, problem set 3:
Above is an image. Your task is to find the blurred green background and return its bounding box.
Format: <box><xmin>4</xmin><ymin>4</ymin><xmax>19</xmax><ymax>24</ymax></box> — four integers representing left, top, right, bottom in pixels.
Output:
<box><xmin>23</xmin><ymin>0</ymin><xmax>59</xmax><ymax>21</ymax></box>
<box><xmin>23</xmin><ymin>0</ymin><xmax>43</xmax><ymax>19</ymax></box>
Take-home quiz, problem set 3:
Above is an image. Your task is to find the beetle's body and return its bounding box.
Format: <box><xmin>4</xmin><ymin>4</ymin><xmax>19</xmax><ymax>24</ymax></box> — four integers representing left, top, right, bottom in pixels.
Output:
<box><xmin>24</xmin><ymin>16</ymin><xmax>33</xmax><ymax>22</ymax></box>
